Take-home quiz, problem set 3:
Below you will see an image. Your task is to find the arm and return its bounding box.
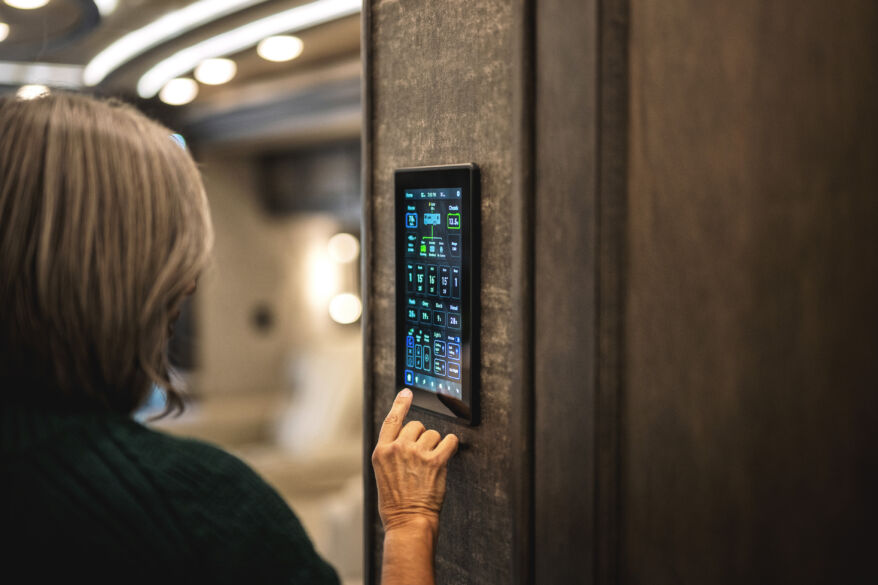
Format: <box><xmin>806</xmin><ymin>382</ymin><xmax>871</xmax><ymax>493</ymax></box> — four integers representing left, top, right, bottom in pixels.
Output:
<box><xmin>382</xmin><ymin>516</ymin><xmax>437</xmax><ymax>585</ymax></box>
<box><xmin>372</xmin><ymin>389</ymin><xmax>459</xmax><ymax>585</ymax></box>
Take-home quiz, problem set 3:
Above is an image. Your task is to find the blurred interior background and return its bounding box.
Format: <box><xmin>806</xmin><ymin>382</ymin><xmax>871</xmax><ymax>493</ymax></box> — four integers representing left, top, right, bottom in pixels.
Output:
<box><xmin>0</xmin><ymin>1</ymin><xmax>364</xmax><ymax>582</ymax></box>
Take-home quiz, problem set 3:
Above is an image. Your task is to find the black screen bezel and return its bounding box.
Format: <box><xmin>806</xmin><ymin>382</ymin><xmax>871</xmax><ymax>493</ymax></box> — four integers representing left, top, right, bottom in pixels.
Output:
<box><xmin>394</xmin><ymin>164</ymin><xmax>479</xmax><ymax>425</ymax></box>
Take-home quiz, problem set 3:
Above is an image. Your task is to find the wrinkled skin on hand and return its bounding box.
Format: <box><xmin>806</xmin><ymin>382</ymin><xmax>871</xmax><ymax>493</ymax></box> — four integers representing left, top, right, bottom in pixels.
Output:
<box><xmin>371</xmin><ymin>389</ymin><xmax>459</xmax><ymax>532</ymax></box>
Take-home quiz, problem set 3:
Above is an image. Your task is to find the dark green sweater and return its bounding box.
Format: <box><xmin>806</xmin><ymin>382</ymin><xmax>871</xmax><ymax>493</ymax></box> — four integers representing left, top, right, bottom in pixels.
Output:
<box><xmin>1</xmin><ymin>405</ymin><xmax>341</xmax><ymax>583</ymax></box>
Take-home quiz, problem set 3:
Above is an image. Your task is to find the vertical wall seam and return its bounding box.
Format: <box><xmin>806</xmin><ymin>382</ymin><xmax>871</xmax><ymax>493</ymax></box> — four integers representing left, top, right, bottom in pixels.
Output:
<box><xmin>360</xmin><ymin>1</ymin><xmax>377</xmax><ymax>584</ymax></box>
<box><xmin>511</xmin><ymin>0</ymin><xmax>537</xmax><ymax>582</ymax></box>
<box><xmin>595</xmin><ymin>0</ymin><xmax>629</xmax><ymax>584</ymax></box>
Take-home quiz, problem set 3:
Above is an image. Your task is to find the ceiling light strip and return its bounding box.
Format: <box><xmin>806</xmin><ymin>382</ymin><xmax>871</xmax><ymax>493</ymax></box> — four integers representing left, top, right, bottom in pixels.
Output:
<box><xmin>83</xmin><ymin>0</ymin><xmax>268</xmax><ymax>87</ymax></box>
<box><xmin>137</xmin><ymin>0</ymin><xmax>361</xmax><ymax>99</ymax></box>
<box><xmin>0</xmin><ymin>61</ymin><xmax>84</xmax><ymax>87</ymax></box>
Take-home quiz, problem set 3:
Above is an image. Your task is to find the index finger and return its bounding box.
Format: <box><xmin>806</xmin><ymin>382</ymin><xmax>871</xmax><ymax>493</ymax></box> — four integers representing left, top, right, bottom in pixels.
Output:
<box><xmin>377</xmin><ymin>389</ymin><xmax>413</xmax><ymax>444</ymax></box>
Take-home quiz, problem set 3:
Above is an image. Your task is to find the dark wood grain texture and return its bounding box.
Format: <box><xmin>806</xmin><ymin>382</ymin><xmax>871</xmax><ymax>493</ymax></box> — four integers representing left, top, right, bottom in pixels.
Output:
<box><xmin>533</xmin><ymin>0</ymin><xmax>601</xmax><ymax>584</ymax></box>
<box><xmin>624</xmin><ymin>1</ymin><xmax>878</xmax><ymax>583</ymax></box>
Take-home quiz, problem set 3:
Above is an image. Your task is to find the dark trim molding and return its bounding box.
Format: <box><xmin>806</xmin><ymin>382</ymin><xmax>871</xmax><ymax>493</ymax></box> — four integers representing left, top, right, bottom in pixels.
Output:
<box><xmin>533</xmin><ymin>0</ymin><xmax>600</xmax><ymax>582</ymax></box>
<box><xmin>511</xmin><ymin>0</ymin><xmax>536</xmax><ymax>582</ymax></box>
<box><xmin>595</xmin><ymin>1</ymin><xmax>629</xmax><ymax>584</ymax></box>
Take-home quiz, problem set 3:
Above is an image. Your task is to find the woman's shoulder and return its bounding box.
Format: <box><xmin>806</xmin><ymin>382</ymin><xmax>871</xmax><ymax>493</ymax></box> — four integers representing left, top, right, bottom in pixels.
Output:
<box><xmin>110</xmin><ymin>417</ymin><xmax>256</xmax><ymax>482</ymax></box>
<box><xmin>107</xmin><ymin>417</ymin><xmax>341</xmax><ymax>583</ymax></box>
<box><xmin>107</xmin><ymin>416</ymin><xmax>285</xmax><ymax>511</ymax></box>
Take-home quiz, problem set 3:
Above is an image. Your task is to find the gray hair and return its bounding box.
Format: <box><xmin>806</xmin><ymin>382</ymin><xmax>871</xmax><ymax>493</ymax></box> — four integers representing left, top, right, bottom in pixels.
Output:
<box><xmin>0</xmin><ymin>92</ymin><xmax>213</xmax><ymax>416</ymax></box>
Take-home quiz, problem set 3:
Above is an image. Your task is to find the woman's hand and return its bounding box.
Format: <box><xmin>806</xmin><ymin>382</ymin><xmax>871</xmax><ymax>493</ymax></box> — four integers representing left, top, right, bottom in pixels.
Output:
<box><xmin>373</xmin><ymin>389</ymin><xmax>459</xmax><ymax>584</ymax></box>
<box><xmin>372</xmin><ymin>389</ymin><xmax>459</xmax><ymax>534</ymax></box>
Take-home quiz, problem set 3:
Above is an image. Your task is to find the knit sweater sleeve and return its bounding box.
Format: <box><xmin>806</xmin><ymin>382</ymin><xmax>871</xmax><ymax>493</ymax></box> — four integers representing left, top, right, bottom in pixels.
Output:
<box><xmin>112</xmin><ymin>420</ymin><xmax>341</xmax><ymax>584</ymax></box>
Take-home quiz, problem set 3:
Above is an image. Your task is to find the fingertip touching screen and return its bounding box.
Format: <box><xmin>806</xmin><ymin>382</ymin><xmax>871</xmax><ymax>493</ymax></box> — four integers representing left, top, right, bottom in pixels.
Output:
<box><xmin>395</xmin><ymin>164</ymin><xmax>479</xmax><ymax>424</ymax></box>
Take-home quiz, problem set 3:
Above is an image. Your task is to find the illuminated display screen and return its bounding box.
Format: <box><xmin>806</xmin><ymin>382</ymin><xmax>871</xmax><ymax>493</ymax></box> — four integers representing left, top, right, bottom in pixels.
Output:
<box><xmin>395</xmin><ymin>165</ymin><xmax>478</xmax><ymax>423</ymax></box>
<box><xmin>400</xmin><ymin>187</ymin><xmax>465</xmax><ymax>398</ymax></box>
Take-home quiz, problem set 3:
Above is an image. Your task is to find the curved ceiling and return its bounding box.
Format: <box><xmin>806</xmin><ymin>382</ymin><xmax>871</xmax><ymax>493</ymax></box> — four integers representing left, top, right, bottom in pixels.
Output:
<box><xmin>0</xmin><ymin>0</ymin><xmax>361</xmax><ymax>105</ymax></box>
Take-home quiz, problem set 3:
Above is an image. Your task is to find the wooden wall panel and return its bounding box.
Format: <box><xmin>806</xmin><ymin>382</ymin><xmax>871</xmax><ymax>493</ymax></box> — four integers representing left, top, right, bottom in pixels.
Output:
<box><xmin>533</xmin><ymin>0</ymin><xmax>602</xmax><ymax>582</ymax></box>
<box><xmin>624</xmin><ymin>1</ymin><xmax>878</xmax><ymax>583</ymax></box>
<box><xmin>365</xmin><ymin>1</ymin><xmax>877</xmax><ymax>583</ymax></box>
<box><xmin>534</xmin><ymin>2</ymin><xmax>630</xmax><ymax>583</ymax></box>
<box><xmin>363</xmin><ymin>1</ymin><xmax>532</xmax><ymax>583</ymax></box>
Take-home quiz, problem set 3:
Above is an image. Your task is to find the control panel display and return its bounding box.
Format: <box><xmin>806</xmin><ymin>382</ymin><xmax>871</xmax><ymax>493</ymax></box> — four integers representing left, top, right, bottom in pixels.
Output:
<box><xmin>395</xmin><ymin>164</ymin><xmax>479</xmax><ymax>424</ymax></box>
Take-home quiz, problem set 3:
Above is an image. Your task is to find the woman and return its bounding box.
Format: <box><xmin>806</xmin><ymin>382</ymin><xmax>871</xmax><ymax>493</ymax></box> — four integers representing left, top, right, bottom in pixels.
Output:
<box><xmin>0</xmin><ymin>92</ymin><xmax>456</xmax><ymax>583</ymax></box>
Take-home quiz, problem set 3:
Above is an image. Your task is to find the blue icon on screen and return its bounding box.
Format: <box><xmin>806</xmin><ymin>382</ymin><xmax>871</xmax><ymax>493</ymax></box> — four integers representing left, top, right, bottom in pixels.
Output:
<box><xmin>424</xmin><ymin>213</ymin><xmax>441</xmax><ymax>226</ymax></box>
<box><xmin>404</xmin><ymin>370</ymin><xmax>414</xmax><ymax>384</ymax></box>
<box><xmin>406</xmin><ymin>213</ymin><xmax>418</xmax><ymax>228</ymax></box>
<box><xmin>406</xmin><ymin>335</ymin><xmax>414</xmax><ymax>348</ymax></box>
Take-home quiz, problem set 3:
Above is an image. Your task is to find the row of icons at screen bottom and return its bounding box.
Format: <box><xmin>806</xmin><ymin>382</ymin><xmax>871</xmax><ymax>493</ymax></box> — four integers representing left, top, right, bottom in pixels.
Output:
<box><xmin>404</xmin><ymin>371</ymin><xmax>462</xmax><ymax>399</ymax></box>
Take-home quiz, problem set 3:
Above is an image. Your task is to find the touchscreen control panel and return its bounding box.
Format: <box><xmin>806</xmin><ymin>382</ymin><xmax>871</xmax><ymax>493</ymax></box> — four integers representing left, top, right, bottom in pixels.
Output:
<box><xmin>402</xmin><ymin>188</ymin><xmax>464</xmax><ymax>397</ymax></box>
<box><xmin>395</xmin><ymin>164</ymin><xmax>479</xmax><ymax>424</ymax></box>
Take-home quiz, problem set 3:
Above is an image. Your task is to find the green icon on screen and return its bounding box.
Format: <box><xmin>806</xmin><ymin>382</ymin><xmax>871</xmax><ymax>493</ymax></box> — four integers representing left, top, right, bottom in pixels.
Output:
<box><xmin>447</xmin><ymin>213</ymin><xmax>461</xmax><ymax>229</ymax></box>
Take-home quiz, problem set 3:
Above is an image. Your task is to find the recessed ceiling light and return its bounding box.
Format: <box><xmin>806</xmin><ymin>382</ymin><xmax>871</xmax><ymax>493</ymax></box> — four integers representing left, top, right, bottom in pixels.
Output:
<box><xmin>194</xmin><ymin>58</ymin><xmax>237</xmax><ymax>85</ymax></box>
<box><xmin>0</xmin><ymin>23</ymin><xmax>9</xmax><ymax>43</ymax></box>
<box><xmin>16</xmin><ymin>84</ymin><xmax>50</xmax><ymax>100</ymax></box>
<box><xmin>137</xmin><ymin>0</ymin><xmax>359</xmax><ymax>98</ymax></box>
<box><xmin>257</xmin><ymin>35</ymin><xmax>304</xmax><ymax>62</ymax></box>
<box><xmin>93</xmin><ymin>0</ymin><xmax>118</xmax><ymax>16</ymax></box>
<box><xmin>4</xmin><ymin>0</ymin><xmax>50</xmax><ymax>9</ymax></box>
<box><xmin>159</xmin><ymin>78</ymin><xmax>199</xmax><ymax>106</ymax></box>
